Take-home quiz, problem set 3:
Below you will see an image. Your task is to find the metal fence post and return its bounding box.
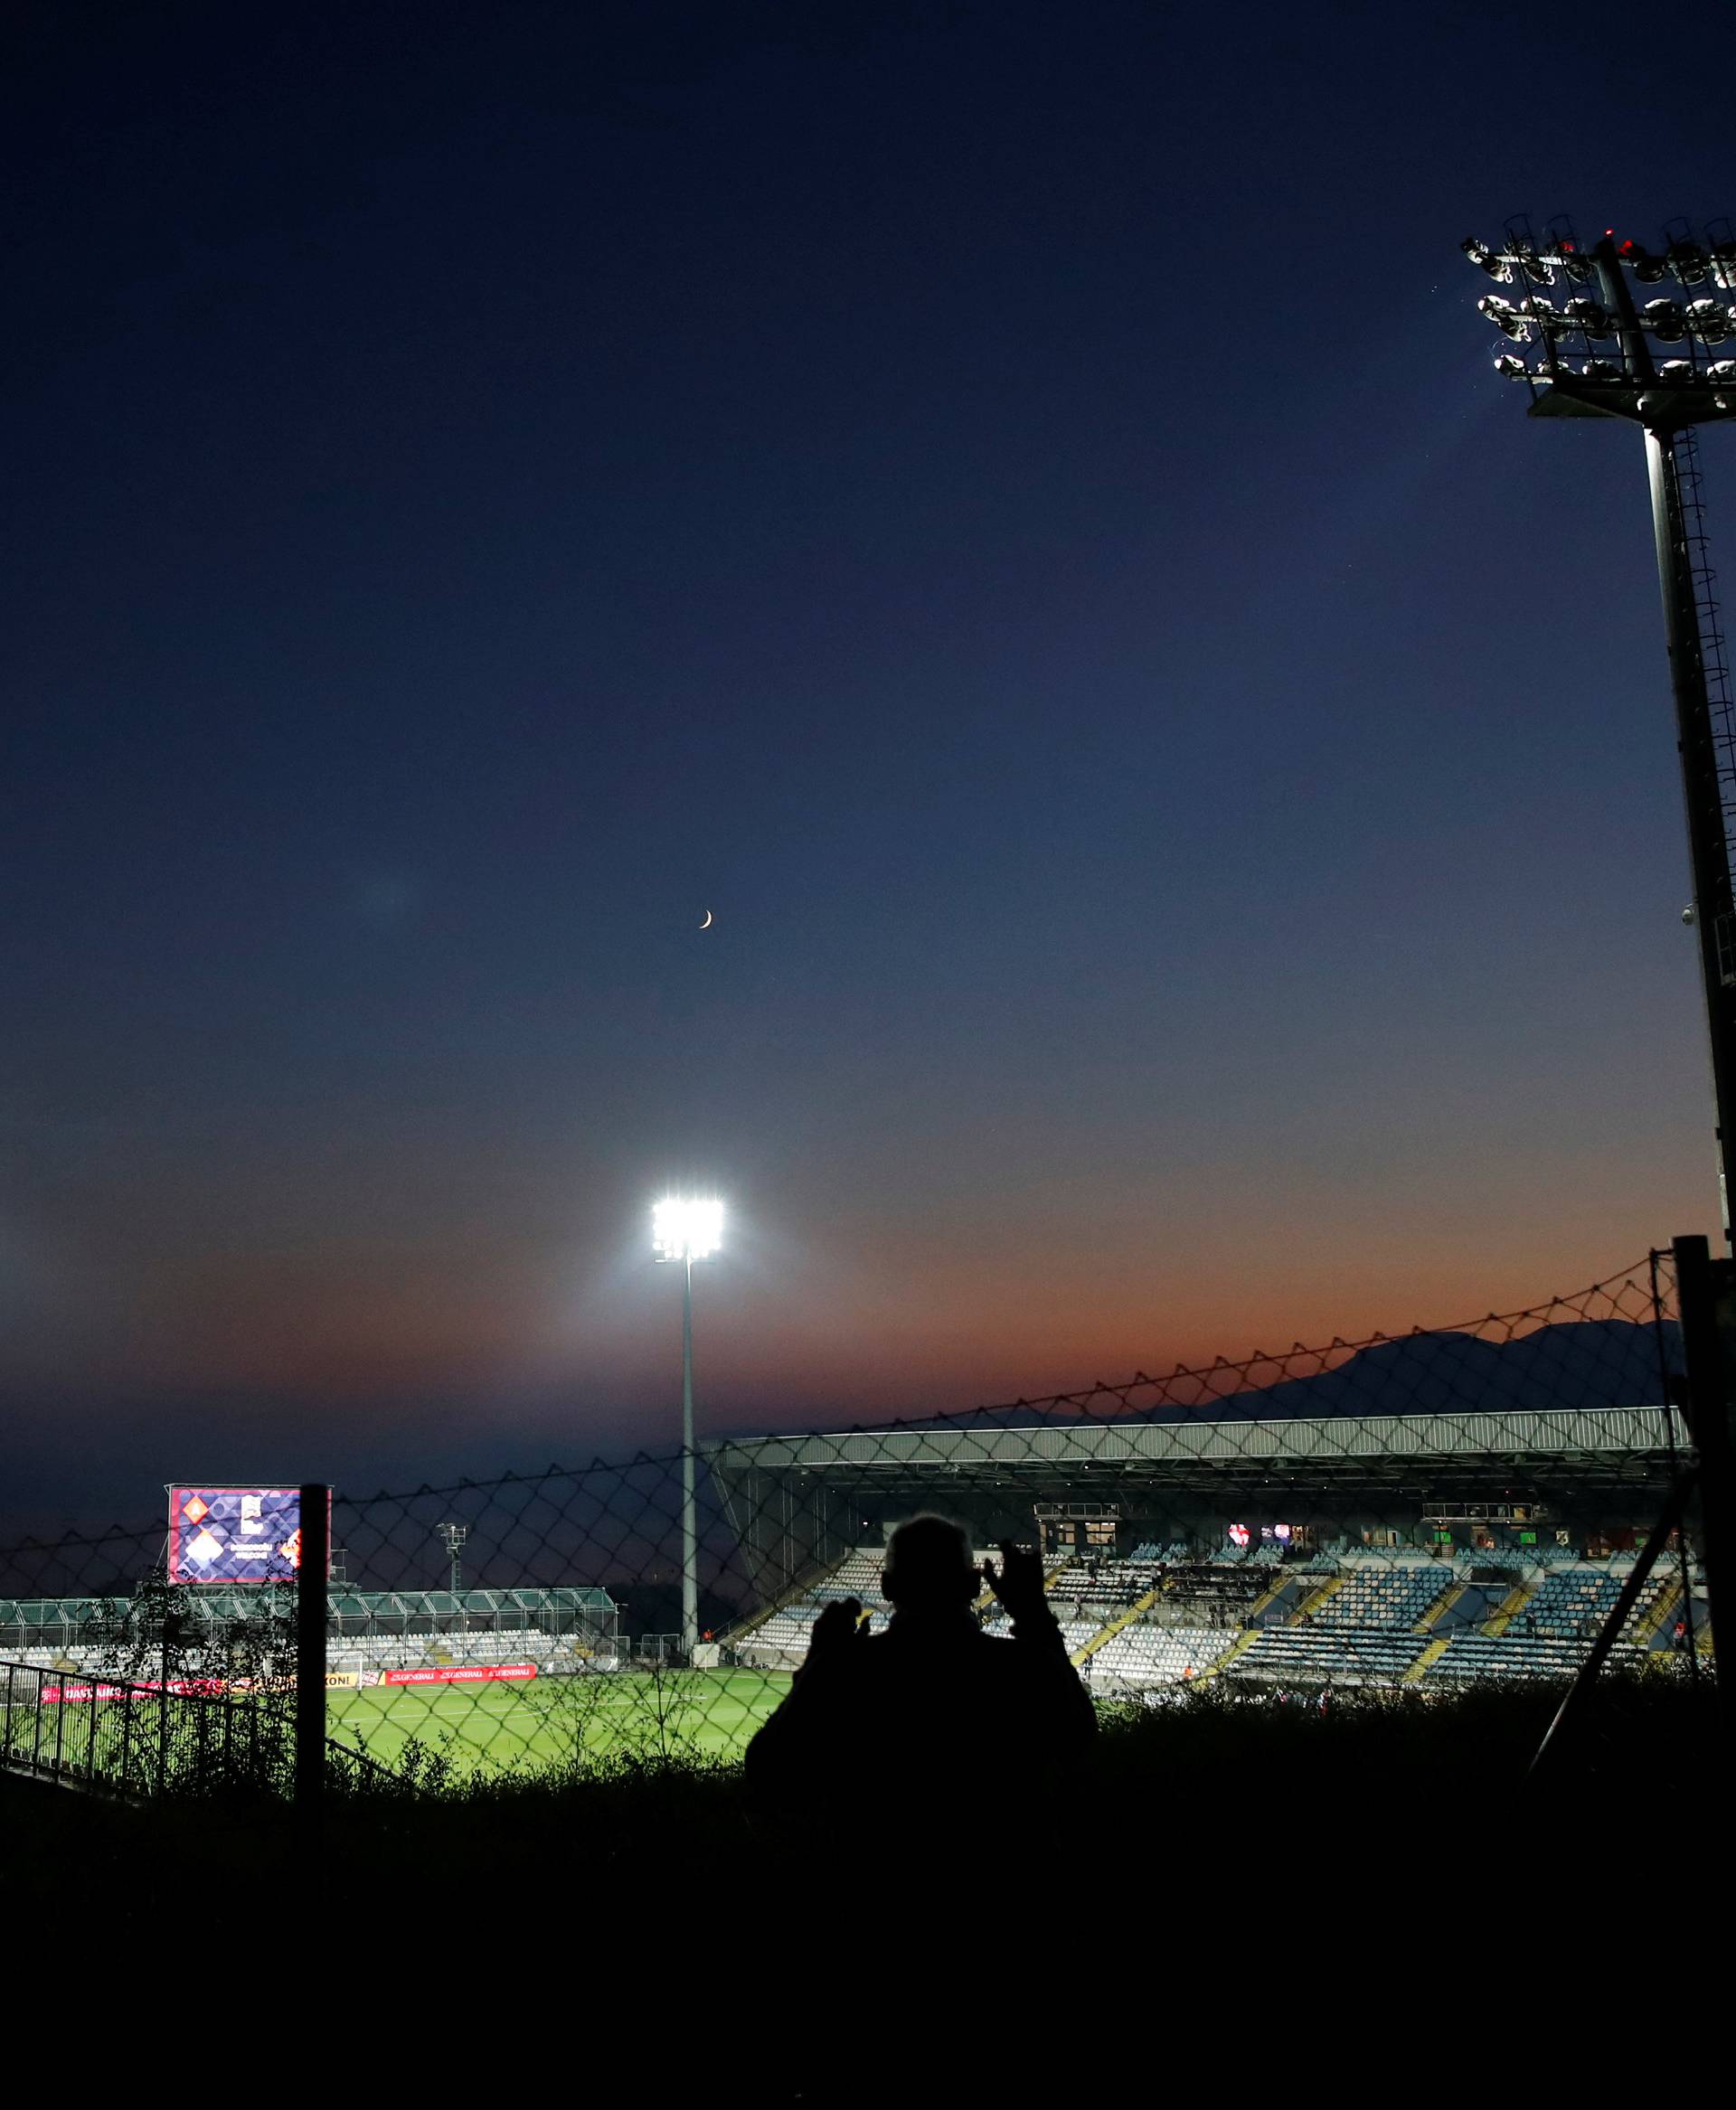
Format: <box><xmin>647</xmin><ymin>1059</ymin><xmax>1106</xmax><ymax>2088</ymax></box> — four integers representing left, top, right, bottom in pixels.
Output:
<box><xmin>1670</xmin><ymin>1236</ymin><xmax>1734</xmax><ymax>1736</ymax></box>
<box><xmin>1529</xmin><ymin>1470</ymin><xmax>1697</xmax><ymax>1778</ymax></box>
<box><xmin>296</xmin><ymin>1484</ymin><xmax>329</xmax><ymax>1816</ymax></box>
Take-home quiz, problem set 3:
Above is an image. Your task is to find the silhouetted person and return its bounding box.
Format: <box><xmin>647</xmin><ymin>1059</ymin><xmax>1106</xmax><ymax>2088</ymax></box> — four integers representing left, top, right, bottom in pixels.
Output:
<box><xmin>746</xmin><ymin>1514</ymin><xmax>1095</xmax><ymax>1842</ymax></box>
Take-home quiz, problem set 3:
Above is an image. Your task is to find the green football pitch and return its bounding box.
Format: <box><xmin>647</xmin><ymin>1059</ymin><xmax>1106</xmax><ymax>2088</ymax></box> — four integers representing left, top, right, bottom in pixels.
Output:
<box><xmin>326</xmin><ymin>1666</ymin><xmax>794</xmax><ymax>1778</ymax></box>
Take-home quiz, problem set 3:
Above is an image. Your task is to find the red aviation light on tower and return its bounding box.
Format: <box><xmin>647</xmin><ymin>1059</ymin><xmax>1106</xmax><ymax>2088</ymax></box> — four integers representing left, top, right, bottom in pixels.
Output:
<box><xmin>1619</xmin><ymin>237</ymin><xmax>1669</xmax><ymax>282</ymax></box>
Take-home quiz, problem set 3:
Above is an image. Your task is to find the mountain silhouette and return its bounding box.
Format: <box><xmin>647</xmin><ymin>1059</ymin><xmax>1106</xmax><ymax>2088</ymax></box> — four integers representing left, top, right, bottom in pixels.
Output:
<box><xmin>1138</xmin><ymin>1319</ymin><xmax>1681</xmax><ymax>1425</ymax></box>
<box><xmin>880</xmin><ymin>1318</ymin><xmax>1684</xmax><ymax>1435</ymax></box>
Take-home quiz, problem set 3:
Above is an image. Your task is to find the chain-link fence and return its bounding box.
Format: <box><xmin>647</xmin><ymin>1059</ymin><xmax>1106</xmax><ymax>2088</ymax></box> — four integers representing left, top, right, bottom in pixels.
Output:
<box><xmin>0</xmin><ymin>1249</ymin><xmax>1717</xmax><ymax>1807</ymax></box>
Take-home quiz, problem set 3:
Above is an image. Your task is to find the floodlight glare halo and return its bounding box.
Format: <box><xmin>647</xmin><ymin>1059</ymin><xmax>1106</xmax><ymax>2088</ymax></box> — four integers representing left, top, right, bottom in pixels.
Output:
<box><xmin>653</xmin><ymin>1194</ymin><xmax>724</xmax><ymax>1262</ymax></box>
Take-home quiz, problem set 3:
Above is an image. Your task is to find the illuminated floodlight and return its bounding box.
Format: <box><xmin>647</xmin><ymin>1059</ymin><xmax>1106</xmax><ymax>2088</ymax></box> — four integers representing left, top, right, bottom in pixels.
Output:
<box><xmin>1563</xmin><ymin>296</ymin><xmax>1613</xmax><ymax>337</ymax></box>
<box><xmin>1478</xmin><ymin>295</ymin><xmax>1531</xmax><ymax>341</ymax></box>
<box><xmin>1461</xmin><ymin>235</ymin><xmax>1511</xmax><ymax>281</ymax></box>
<box><xmin>654</xmin><ymin>1195</ymin><xmax>723</xmax><ymax>1263</ymax></box>
<box><xmin>1466</xmin><ymin>213</ymin><xmax>1736</xmax><ymax>1268</ymax></box>
<box><xmin>1687</xmin><ymin>297</ymin><xmax>1731</xmax><ymax>344</ymax></box>
<box><xmin>1670</xmin><ymin>240</ymin><xmax>1711</xmax><ymax>286</ymax></box>
<box><xmin>1549</xmin><ymin>238</ymin><xmax>1594</xmax><ymax>285</ymax></box>
<box><xmin>1467</xmin><ymin>222</ymin><xmax>1736</xmax><ymax>421</ymax></box>
<box><xmin>1619</xmin><ymin>238</ymin><xmax>1668</xmax><ymax>282</ymax></box>
<box><xmin>1505</xmin><ymin>236</ymin><xmax>1552</xmax><ymax>287</ymax></box>
<box><xmin>652</xmin><ymin>1192</ymin><xmax>726</xmax><ymax>1662</ymax></box>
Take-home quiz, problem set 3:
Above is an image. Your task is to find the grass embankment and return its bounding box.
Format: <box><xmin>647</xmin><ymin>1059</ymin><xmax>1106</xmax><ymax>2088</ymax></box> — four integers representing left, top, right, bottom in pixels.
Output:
<box><xmin>15</xmin><ymin>1671</ymin><xmax>1714</xmax><ymax>1893</ymax></box>
<box><xmin>18</xmin><ymin>1676</ymin><xmax>1703</xmax><ymax>2079</ymax></box>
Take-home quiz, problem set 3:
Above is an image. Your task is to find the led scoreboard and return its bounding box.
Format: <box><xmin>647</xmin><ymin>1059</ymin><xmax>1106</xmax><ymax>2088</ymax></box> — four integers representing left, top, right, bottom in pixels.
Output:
<box><xmin>167</xmin><ymin>1486</ymin><xmax>328</xmax><ymax>1584</ymax></box>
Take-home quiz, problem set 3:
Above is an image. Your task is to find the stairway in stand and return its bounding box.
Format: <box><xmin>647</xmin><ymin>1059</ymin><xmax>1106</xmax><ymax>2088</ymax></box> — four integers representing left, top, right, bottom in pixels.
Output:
<box><xmin>1287</xmin><ymin>1575</ymin><xmax>1345</xmax><ymax>1625</ymax></box>
<box><xmin>1414</xmin><ymin>1579</ymin><xmax>1464</xmax><ymax>1634</ymax></box>
<box><xmin>1403</xmin><ymin>1637</ymin><xmax>1452</xmax><ymax>1684</ymax></box>
<box><xmin>1071</xmin><ymin>1588</ymin><xmax>1160</xmax><ymax>1667</ymax></box>
<box><xmin>1629</xmin><ymin>1578</ymin><xmax>1682</xmax><ymax>1647</ymax></box>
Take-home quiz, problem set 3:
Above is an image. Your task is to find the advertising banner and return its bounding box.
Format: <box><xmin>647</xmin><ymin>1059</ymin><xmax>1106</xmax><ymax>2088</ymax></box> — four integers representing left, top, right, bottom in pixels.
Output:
<box><xmin>380</xmin><ymin>1663</ymin><xmax>538</xmax><ymax>1686</ymax></box>
<box><xmin>43</xmin><ymin>1679</ymin><xmax>225</xmax><ymax>1702</ymax></box>
<box><xmin>166</xmin><ymin>1486</ymin><xmax>327</xmax><ymax>1585</ymax></box>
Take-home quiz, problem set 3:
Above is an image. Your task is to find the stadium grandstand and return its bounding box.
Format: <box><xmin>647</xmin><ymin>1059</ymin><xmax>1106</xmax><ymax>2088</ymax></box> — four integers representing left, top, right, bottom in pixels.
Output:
<box><xmin>712</xmin><ymin>1403</ymin><xmax>1710</xmax><ymax>1690</ymax></box>
<box><xmin>2</xmin><ymin>1409</ymin><xmax>1706</xmax><ymax>1701</ymax></box>
<box><xmin>0</xmin><ymin>1586</ymin><xmax>619</xmax><ymax>1679</ymax></box>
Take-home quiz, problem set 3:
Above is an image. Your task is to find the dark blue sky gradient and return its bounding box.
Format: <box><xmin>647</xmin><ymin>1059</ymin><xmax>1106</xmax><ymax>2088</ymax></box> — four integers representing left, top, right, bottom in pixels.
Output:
<box><xmin>5</xmin><ymin>1</ymin><xmax>1735</xmax><ymax>1521</ymax></box>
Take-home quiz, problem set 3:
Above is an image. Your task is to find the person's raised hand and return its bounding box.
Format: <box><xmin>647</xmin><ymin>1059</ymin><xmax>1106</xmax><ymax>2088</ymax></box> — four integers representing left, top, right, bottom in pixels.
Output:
<box><xmin>981</xmin><ymin>1541</ymin><xmax>1048</xmax><ymax>1624</ymax></box>
<box><xmin>805</xmin><ymin>1596</ymin><xmax>866</xmax><ymax>1669</ymax></box>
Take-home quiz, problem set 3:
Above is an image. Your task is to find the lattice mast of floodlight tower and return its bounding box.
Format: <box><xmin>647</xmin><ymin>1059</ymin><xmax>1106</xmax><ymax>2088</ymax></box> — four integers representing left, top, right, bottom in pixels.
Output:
<box><xmin>1469</xmin><ymin>218</ymin><xmax>1736</xmax><ymax>1241</ymax></box>
<box><xmin>437</xmin><ymin>1521</ymin><xmax>467</xmax><ymax>1595</ymax></box>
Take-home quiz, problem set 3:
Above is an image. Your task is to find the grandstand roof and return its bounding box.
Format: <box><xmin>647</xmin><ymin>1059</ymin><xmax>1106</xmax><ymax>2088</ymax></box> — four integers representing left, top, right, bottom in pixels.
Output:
<box><xmin>708</xmin><ymin>1405</ymin><xmax>1689</xmax><ymax>1493</ymax></box>
<box><xmin>325</xmin><ymin>1587</ymin><xmax>615</xmax><ymax>1617</ymax></box>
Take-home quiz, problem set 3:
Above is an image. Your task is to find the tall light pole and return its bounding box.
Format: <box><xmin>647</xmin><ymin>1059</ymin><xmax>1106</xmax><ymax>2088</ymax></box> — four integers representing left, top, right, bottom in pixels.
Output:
<box><xmin>1467</xmin><ymin>217</ymin><xmax>1736</xmax><ymax>1242</ymax></box>
<box><xmin>653</xmin><ymin>1195</ymin><xmax>723</xmax><ymax>1660</ymax></box>
<box><xmin>436</xmin><ymin>1521</ymin><xmax>467</xmax><ymax>1594</ymax></box>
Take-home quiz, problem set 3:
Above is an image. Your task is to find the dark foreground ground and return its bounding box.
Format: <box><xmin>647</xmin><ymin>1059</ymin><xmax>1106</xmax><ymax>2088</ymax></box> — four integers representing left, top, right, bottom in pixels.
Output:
<box><xmin>5</xmin><ymin>1674</ymin><xmax>1718</xmax><ymax>2081</ymax></box>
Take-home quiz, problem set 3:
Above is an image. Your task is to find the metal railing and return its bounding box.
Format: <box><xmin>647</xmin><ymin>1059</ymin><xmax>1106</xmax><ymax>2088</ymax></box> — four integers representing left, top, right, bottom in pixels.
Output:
<box><xmin>1</xmin><ymin>1660</ymin><xmax>293</xmax><ymax>1799</ymax></box>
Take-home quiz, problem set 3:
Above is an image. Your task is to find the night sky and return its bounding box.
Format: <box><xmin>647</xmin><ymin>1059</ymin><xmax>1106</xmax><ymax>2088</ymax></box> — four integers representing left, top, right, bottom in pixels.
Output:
<box><xmin>7</xmin><ymin>2</ymin><xmax>1735</xmax><ymax>1523</ymax></box>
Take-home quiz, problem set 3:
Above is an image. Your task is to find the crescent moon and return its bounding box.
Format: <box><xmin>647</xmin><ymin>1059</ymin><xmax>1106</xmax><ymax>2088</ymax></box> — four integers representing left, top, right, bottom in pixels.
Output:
<box><xmin>700</xmin><ymin>909</ymin><xmax>713</xmax><ymax>929</ymax></box>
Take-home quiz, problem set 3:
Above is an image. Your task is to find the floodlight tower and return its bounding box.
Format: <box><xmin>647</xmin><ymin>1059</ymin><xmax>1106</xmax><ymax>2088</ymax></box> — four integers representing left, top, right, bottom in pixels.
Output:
<box><xmin>653</xmin><ymin>1196</ymin><xmax>723</xmax><ymax>1660</ymax></box>
<box><xmin>1467</xmin><ymin>219</ymin><xmax>1736</xmax><ymax>1242</ymax></box>
<box><xmin>436</xmin><ymin>1521</ymin><xmax>467</xmax><ymax>1595</ymax></box>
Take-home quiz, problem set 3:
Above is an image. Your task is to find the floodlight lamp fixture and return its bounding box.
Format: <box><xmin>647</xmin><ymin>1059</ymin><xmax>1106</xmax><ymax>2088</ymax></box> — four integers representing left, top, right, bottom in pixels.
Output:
<box><xmin>1478</xmin><ymin>294</ymin><xmax>1532</xmax><ymax>341</ymax></box>
<box><xmin>1689</xmin><ymin>298</ymin><xmax>1731</xmax><ymax>344</ymax></box>
<box><xmin>1549</xmin><ymin>237</ymin><xmax>1594</xmax><ymax>286</ymax></box>
<box><xmin>1461</xmin><ymin>235</ymin><xmax>1512</xmax><ymax>281</ymax></box>
<box><xmin>1670</xmin><ymin>240</ymin><xmax>1711</xmax><ymax>287</ymax></box>
<box><xmin>653</xmin><ymin>1195</ymin><xmax>723</xmax><ymax>1262</ymax></box>
<box><xmin>1619</xmin><ymin>239</ymin><xmax>1668</xmax><ymax>283</ymax></box>
<box><xmin>1467</xmin><ymin>210</ymin><xmax>1736</xmax><ymax>1279</ymax></box>
<box><xmin>1561</xmin><ymin>297</ymin><xmax>1613</xmax><ymax>338</ymax></box>
<box><xmin>1466</xmin><ymin>218</ymin><xmax>1736</xmax><ymax>429</ymax></box>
